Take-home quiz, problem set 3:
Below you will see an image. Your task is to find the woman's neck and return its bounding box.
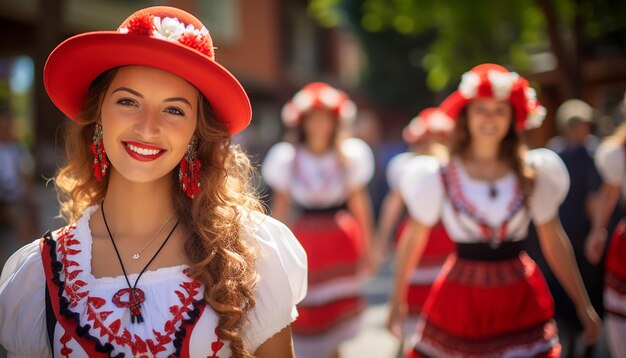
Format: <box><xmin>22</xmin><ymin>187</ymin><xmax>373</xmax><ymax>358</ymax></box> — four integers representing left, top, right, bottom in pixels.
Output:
<box><xmin>467</xmin><ymin>140</ymin><xmax>500</xmax><ymax>163</ymax></box>
<box><xmin>305</xmin><ymin>137</ymin><xmax>332</xmax><ymax>155</ymax></box>
<box><xmin>462</xmin><ymin>140</ymin><xmax>510</xmax><ymax>181</ymax></box>
<box><xmin>100</xmin><ymin>169</ymin><xmax>177</xmax><ymax>237</ymax></box>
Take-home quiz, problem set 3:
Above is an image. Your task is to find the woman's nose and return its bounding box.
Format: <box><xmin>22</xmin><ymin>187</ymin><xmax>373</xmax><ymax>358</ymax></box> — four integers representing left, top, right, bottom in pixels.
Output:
<box><xmin>134</xmin><ymin>108</ymin><xmax>161</xmax><ymax>138</ymax></box>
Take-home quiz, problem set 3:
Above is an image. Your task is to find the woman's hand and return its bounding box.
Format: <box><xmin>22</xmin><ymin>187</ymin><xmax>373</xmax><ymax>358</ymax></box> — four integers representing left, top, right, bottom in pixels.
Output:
<box><xmin>578</xmin><ymin>304</ymin><xmax>602</xmax><ymax>345</ymax></box>
<box><xmin>584</xmin><ymin>227</ymin><xmax>607</xmax><ymax>265</ymax></box>
<box><xmin>387</xmin><ymin>298</ymin><xmax>407</xmax><ymax>338</ymax></box>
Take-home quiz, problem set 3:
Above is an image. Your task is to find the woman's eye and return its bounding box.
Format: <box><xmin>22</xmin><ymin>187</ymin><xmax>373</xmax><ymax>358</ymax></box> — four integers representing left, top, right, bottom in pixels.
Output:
<box><xmin>117</xmin><ymin>99</ymin><xmax>136</xmax><ymax>106</ymax></box>
<box><xmin>165</xmin><ymin>107</ymin><xmax>185</xmax><ymax>116</ymax></box>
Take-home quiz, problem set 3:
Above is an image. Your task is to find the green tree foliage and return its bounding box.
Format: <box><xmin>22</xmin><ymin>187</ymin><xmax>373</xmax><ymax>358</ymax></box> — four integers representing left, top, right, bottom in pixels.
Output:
<box><xmin>309</xmin><ymin>0</ymin><xmax>626</xmax><ymax>107</ymax></box>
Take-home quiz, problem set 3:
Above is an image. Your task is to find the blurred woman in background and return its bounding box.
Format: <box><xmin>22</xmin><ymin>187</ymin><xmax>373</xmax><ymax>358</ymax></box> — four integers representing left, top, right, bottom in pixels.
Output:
<box><xmin>388</xmin><ymin>64</ymin><xmax>601</xmax><ymax>357</ymax></box>
<box><xmin>586</xmin><ymin>119</ymin><xmax>626</xmax><ymax>357</ymax></box>
<box><xmin>377</xmin><ymin>107</ymin><xmax>455</xmax><ymax>346</ymax></box>
<box><xmin>262</xmin><ymin>82</ymin><xmax>376</xmax><ymax>358</ymax></box>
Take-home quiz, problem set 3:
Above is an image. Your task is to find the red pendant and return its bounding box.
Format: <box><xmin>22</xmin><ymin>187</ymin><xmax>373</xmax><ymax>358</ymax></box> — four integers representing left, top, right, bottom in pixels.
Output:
<box><xmin>112</xmin><ymin>288</ymin><xmax>146</xmax><ymax>324</ymax></box>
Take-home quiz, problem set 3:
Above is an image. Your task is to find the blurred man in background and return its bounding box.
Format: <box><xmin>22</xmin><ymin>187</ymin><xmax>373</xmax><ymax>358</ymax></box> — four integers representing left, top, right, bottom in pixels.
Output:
<box><xmin>546</xmin><ymin>99</ymin><xmax>604</xmax><ymax>357</ymax></box>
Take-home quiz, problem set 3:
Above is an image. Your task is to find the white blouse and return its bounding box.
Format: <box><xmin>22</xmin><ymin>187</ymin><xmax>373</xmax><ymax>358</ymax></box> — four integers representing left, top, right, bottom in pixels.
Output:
<box><xmin>399</xmin><ymin>149</ymin><xmax>569</xmax><ymax>242</ymax></box>
<box><xmin>595</xmin><ymin>141</ymin><xmax>626</xmax><ymax>196</ymax></box>
<box><xmin>262</xmin><ymin>138</ymin><xmax>375</xmax><ymax>208</ymax></box>
<box><xmin>0</xmin><ymin>206</ymin><xmax>307</xmax><ymax>357</ymax></box>
<box><xmin>386</xmin><ymin>152</ymin><xmax>415</xmax><ymax>191</ymax></box>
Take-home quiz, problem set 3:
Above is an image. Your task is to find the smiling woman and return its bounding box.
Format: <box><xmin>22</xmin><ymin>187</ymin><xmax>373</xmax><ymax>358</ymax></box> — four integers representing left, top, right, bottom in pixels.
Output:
<box><xmin>0</xmin><ymin>6</ymin><xmax>306</xmax><ymax>358</ymax></box>
<box><xmin>388</xmin><ymin>64</ymin><xmax>601</xmax><ymax>358</ymax></box>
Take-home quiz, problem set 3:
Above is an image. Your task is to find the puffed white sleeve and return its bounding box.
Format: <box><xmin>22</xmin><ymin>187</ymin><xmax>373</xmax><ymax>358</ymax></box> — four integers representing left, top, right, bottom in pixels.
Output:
<box><xmin>342</xmin><ymin>138</ymin><xmax>375</xmax><ymax>190</ymax></box>
<box><xmin>386</xmin><ymin>152</ymin><xmax>414</xmax><ymax>190</ymax></box>
<box><xmin>527</xmin><ymin>148</ymin><xmax>570</xmax><ymax>225</ymax></box>
<box><xmin>595</xmin><ymin>141</ymin><xmax>625</xmax><ymax>186</ymax></box>
<box><xmin>398</xmin><ymin>156</ymin><xmax>444</xmax><ymax>227</ymax></box>
<box><xmin>241</xmin><ymin>212</ymin><xmax>307</xmax><ymax>352</ymax></box>
<box><xmin>261</xmin><ymin>142</ymin><xmax>295</xmax><ymax>192</ymax></box>
<box><xmin>0</xmin><ymin>240</ymin><xmax>49</xmax><ymax>357</ymax></box>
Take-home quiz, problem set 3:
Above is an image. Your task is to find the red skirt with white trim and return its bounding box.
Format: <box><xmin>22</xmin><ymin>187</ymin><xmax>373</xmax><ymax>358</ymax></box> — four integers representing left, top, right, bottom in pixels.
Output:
<box><xmin>606</xmin><ymin>220</ymin><xmax>626</xmax><ymax>320</ymax></box>
<box><xmin>396</xmin><ymin>219</ymin><xmax>456</xmax><ymax>315</ymax></box>
<box><xmin>290</xmin><ymin>210</ymin><xmax>366</xmax><ymax>335</ymax></box>
<box><xmin>408</xmin><ymin>249</ymin><xmax>560</xmax><ymax>358</ymax></box>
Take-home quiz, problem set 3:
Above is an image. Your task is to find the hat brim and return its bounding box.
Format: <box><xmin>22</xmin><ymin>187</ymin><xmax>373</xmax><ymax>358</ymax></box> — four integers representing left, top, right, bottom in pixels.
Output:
<box><xmin>44</xmin><ymin>31</ymin><xmax>251</xmax><ymax>135</ymax></box>
<box><xmin>439</xmin><ymin>91</ymin><xmax>467</xmax><ymax>121</ymax></box>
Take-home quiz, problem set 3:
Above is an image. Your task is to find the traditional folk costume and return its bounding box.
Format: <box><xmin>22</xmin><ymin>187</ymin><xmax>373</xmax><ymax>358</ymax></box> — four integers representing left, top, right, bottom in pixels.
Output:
<box><xmin>385</xmin><ymin>108</ymin><xmax>455</xmax><ymax>324</ymax></box>
<box><xmin>594</xmin><ymin>141</ymin><xmax>626</xmax><ymax>357</ymax></box>
<box><xmin>0</xmin><ymin>208</ymin><xmax>306</xmax><ymax>357</ymax></box>
<box><xmin>0</xmin><ymin>6</ymin><xmax>307</xmax><ymax>357</ymax></box>
<box><xmin>400</xmin><ymin>64</ymin><xmax>566</xmax><ymax>358</ymax></box>
<box><xmin>262</xmin><ymin>82</ymin><xmax>374</xmax><ymax>358</ymax></box>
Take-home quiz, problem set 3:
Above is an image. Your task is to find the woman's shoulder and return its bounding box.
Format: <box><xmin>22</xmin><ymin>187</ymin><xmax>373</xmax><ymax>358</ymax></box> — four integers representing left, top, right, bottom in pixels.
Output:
<box><xmin>526</xmin><ymin>147</ymin><xmax>561</xmax><ymax>163</ymax></box>
<box><xmin>264</xmin><ymin>142</ymin><xmax>295</xmax><ymax>163</ymax></box>
<box><xmin>340</xmin><ymin>137</ymin><xmax>373</xmax><ymax>160</ymax></box>
<box><xmin>526</xmin><ymin>148</ymin><xmax>568</xmax><ymax>185</ymax></box>
<box><xmin>0</xmin><ymin>238</ymin><xmax>44</xmax><ymax>285</ymax></box>
<box><xmin>243</xmin><ymin>211</ymin><xmax>306</xmax><ymax>266</ymax></box>
<box><xmin>0</xmin><ymin>238</ymin><xmax>49</xmax><ymax>356</ymax></box>
<box><xmin>239</xmin><ymin>211</ymin><xmax>307</xmax><ymax>351</ymax></box>
<box><xmin>404</xmin><ymin>154</ymin><xmax>443</xmax><ymax>179</ymax></box>
<box><xmin>595</xmin><ymin>140</ymin><xmax>624</xmax><ymax>166</ymax></box>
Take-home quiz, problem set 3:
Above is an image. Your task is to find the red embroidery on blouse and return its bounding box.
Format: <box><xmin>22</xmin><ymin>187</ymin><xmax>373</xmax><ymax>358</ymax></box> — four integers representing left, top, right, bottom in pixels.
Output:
<box><xmin>56</xmin><ymin>224</ymin><xmax>89</xmax><ymax>308</ymax></box>
<box><xmin>443</xmin><ymin>161</ymin><xmax>525</xmax><ymax>244</ymax></box>
<box><xmin>56</xmin><ymin>225</ymin><xmax>205</xmax><ymax>356</ymax></box>
<box><xmin>207</xmin><ymin>327</ymin><xmax>224</xmax><ymax>358</ymax></box>
<box><xmin>59</xmin><ymin>332</ymin><xmax>73</xmax><ymax>357</ymax></box>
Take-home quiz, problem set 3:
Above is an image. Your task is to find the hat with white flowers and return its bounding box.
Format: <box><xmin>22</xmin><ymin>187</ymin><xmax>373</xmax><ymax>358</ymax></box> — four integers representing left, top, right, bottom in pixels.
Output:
<box><xmin>281</xmin><ymin>82</ymin><xmax>356</xmax><ymax>127</ymax></box>
<box><xmin>402</xmin><ymin>107</ymin><xmax>454</xmax><ymax>144</ymax></box>
<box><xmin>44</xmin><ymin>6</ymin><xmax>251</xmax><ymax>135</ymax></box>
<box><xmin>440</xmin><ymin>63</ymin><xmax>546</xmax><ymax>131</ymax></box>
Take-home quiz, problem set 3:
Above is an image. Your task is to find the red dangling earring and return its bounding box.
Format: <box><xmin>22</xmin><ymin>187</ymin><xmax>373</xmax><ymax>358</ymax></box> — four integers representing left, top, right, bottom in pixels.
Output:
<box><xmin>179</xmin><ymin>138</ymin><xmax>201</xmax><ymax>199</ymax></box>
<box><xmin>90</xmin><ymin>123</ymin><xmax>109</xmax><ymax>182</ymax></box>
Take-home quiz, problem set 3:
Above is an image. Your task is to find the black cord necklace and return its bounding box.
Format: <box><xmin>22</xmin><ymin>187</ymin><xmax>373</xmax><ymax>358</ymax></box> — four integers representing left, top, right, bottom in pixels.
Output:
<box><xmin>101</xmin><ymin>201</ymin><xmax>179</xmax><ymax>324</ymax></box>
<box><xmin>488</xmin><ymin>182</ymin><xmax>498</xmax><ymax>199</ymax></box>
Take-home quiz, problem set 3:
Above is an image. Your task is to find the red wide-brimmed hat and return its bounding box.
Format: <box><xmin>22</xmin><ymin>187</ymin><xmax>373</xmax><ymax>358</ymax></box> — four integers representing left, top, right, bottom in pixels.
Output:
<box><xmin>439</xmin><ymin>63</ymin><xmax>546</xmax><ymax>131</ymax></box>
<box><xmin>44</xmin><ymin>6</ymin><xmax>251</xmax><ymax>135</ymax></box>
<box><xmin>281</xmin><ymin>82</ymin><xmax>356</xmax><ymax>127</ymax></box>
<box><xmin>402</xmin><ymin>107</ymin><xmax>454</xmax><ymax>144</ymax></box>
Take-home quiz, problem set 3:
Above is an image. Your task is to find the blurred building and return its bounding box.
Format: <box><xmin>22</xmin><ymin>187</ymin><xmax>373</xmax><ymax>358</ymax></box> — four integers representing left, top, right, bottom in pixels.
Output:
<box><xmin>0</xmin><ymin>0</ymin><xmax>365</xmax><ymax>173</ymax></box>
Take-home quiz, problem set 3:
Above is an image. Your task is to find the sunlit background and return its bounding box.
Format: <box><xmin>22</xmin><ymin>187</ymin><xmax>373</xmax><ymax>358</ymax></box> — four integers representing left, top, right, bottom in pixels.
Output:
<box><xmin>0</xmin><ymin>0</ymin><xmax>625</xmax><ymax>356</ymax></box>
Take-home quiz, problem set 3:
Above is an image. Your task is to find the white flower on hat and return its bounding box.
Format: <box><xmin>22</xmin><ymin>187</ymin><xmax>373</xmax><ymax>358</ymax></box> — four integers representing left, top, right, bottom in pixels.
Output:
<box><xmin>153</xmin><ymin>16</ymin><xmax>186</xmax><ymax>41</ymax></box>
<box><xmin>292</xmin><ymin>89</ymin><xmax>315</xmax><ymax>111</ymax></box>
<box><xmin>428</xmin><ymin>112</ymin><xmax>454</xmax><ymax>132</ymax></box>
<box><xmin>458</xmin><ymin>71</ymin><xmax>480</xmax><ymax>99</ymax></box>
<box><xmin>488</xmin><ymin>71</ymin><xmax>518</xmax><ymax>100</ymax></box>
<box><xmin>339</xmin><ymin>100</ymin><xmax>357</xmax><ymax>123</ymax></box>
<box><xmin>525</xmin><ymin>87</ymin><xmax>538</xmax><ymax>106</ymax></box>
<box><xmin>184</xmin><ymin>24</ymin><xmax>209</xmax><ymax>38</ymax></box>
<box><xmin>281</xmin><ymin>102</ymin><xmax>300</xmax><ymax>127</ymax></box>
<box><xmin>525</xmin><ymin>105</ymin><xmax>546</xmax><ymax>130</ymax></box>
<box><xmin>319</xmin><ymin>87</ymin><xmax>342</xmax><ymax>108</ymax></box>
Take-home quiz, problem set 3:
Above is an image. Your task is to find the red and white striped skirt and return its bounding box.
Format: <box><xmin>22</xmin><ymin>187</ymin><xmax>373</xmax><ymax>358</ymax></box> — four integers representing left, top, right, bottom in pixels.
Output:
<box><xmin>396</xmin><ymin>219</ymin><xmax>456</xmax><ymax>316</ymax></box>
<box><xmin>290</xmin><ymin>209</ymin><xmax>366</xmax><ymax>336</ymax></box>
<box><xmin>407</xmin><ymin>241</ymin><xmax>560</xmax><ymax>358</ymax></box>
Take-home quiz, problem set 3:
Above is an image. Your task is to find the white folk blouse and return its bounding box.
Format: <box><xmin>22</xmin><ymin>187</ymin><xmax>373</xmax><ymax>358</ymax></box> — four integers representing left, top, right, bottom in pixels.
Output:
<box><xmin>399</xmin><ymin>149</ymin><xmax>569</xmax><ymax>243</ymax></box>
<box><xmin>0</xmin><ymin>206</ymin><xmax>307</xmax><ymax>357</ymax></box>
<box><xmin>262</xmin><ymin>138</ymin><xmax>374</xmax><ymax>209</ymax></box>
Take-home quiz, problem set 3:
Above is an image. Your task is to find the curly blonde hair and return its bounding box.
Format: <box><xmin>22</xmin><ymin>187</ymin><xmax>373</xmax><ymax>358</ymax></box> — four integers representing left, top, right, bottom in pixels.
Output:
<box><xmin>449</xmin><ymin>107</ymin><xmax>535</xmax><ymax>203</ymax></box>
<box><xmin>54</xmin><ymin>68</ymin><xmax>263</xmax><ymax>357</ymax></box>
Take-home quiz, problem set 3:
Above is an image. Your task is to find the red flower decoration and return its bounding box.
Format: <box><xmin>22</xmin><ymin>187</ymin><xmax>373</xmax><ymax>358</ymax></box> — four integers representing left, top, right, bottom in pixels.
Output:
<box><xmin>179</xmin><ymin>32</ymin><xmax>214</xmax><ymax>58</ymax></box>
<box><xmin>126</xmin><ymin>14</ymin><xmax>155</xmax><ymax>35</ymax></box>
